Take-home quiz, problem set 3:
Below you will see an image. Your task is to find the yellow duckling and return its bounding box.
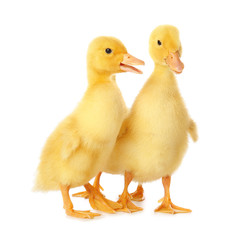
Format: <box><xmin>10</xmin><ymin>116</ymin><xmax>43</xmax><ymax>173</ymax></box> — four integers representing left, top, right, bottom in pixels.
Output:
<box><xmin>102</xmin><ymin>25</ymin><xmax>198</xmax><ymax>213</ymax></box>
<box><xmin>34</xmin><ymin>36</ymin><xmax>144</xmax><ymax>219</ymax></box>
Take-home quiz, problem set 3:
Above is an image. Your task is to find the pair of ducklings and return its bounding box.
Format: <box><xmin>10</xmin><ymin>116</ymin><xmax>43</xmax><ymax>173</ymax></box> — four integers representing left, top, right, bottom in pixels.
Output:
<box><xmin>34</xmin><ymin>25</ymin><xmax>198</xmax><ymax>219</ymax></box>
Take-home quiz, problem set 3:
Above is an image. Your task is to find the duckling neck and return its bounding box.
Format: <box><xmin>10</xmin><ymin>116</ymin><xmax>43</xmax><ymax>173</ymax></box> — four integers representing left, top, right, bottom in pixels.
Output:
<box><xmin>87</xmin><ymin>68</ymin><xmax>112</xmax><ymax>86</ymax></box>
<box><xmin>151</xmin><ymin>64</ymin><xmax>175</xmax><ymax>83</ymax></box>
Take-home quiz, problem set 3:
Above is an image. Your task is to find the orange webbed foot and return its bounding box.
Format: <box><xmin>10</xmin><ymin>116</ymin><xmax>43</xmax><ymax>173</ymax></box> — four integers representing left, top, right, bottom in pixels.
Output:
<box><xmin>60</xmin><ymin>184</ymin><xmax>100</xmax><ymax>219</ymax></box>
<box><xmin>117</xmin><ymin>194</ymin><xmax>143</xmax><ymax>213</ymax></box>
<box><xmin>72</xmin><ymin>191</ymin><xmax>90</xmax><ymax>199</ymax></box>
<box><xmin>117</xmin><ymin>173</ymin><xmax>143</xmax><ymax>213</ymax></box>
<box><xmin>154</xmin><ymin>198</ymin><xmax>192</xmax><ymax>214</ymax></box>
<box><xmin>65</xmin><ymin>209</ymin><xmax>101</xmax><ymax>219</ymax></box>
<box><xmin>129</xmin><ymin>184</ymin><xmax>145</xmax><ymax>202</ymax></box>
<box><xmin>72</xmin><ymin>184</ymin><xmax>104</xmax><ymax>199</ymax></box>
<box><xmin>154</xmin><ymin>176</ymin><xmax>192</xmax><ymax>214</ymax></box>
<box><xmin>84</xmin><ymin>183</ymin><xmax>122</xmax><ymax>214</ymax></box>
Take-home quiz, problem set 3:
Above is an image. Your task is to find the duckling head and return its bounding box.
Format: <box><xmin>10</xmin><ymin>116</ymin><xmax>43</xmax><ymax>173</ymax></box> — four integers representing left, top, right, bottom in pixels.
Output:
<box><xmin>149</xmin><ymin>25</ymin><xmax>184</xmax><ymax>74</ymax></box>
<box><xmin>87</xmin><ymin>36</ymin><xmax>144</xmax><ymax>81</ymax></box>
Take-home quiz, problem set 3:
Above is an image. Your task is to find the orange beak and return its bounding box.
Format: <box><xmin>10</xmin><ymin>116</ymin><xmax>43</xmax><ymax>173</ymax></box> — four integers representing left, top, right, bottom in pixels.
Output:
<box><xmin>165</xmin><ymin>51</ymin><xmax>184</xmax><ymax>74</ymax></box>
<box><xmin>120</xmin><ymin>53</ymin><xmax>145</xmax><ymax>74</ymax></box>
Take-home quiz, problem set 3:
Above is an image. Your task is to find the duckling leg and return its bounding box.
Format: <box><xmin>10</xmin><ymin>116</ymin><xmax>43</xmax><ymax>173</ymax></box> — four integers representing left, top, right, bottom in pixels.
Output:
<box><xmin>154</xmin><ymin>176</ymin><xmax>192</xmax><ymax>214</ymax></box>
<box><xmin>129</xmin><ymin>184</ymin><xmax>145</xmax><ymax>202</ymax></box>
<box><xmin>84</xmin><ymin>183</ymin><xmax>122</xmax><ymax>213</ymax></box>
<box><xmin>117</xmin><ymin>171</ymin><xmax>143</xmax><ymax>213</ymax></box>
<box><xmin>72</xmin><ymin>172</ymin><xmax>103</xmax><ymax>199</ymax></box>
<box><xmin>60</xmin><ymin>184</ymin><xmax>100</xmax><ymax>219</ymax></box>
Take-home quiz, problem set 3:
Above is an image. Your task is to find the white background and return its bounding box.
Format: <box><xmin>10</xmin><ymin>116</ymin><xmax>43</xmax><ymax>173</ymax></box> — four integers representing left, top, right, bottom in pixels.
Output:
<box><xmin>0</xmin><ymin>0</ymin><xmax>232</xmax><ymax>239</ymax></box>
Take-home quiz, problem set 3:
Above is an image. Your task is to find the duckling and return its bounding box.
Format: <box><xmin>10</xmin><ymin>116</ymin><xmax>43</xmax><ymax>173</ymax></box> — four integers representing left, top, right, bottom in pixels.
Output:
<box><xmin>103</xmin><ymin>25</ymin><xmax>198</xmax><ymax>213</ymax></box>
<box><xmin>34</xmin><ymin>36</ymin><xmax>144</xmax><ymax>219</ymax></box>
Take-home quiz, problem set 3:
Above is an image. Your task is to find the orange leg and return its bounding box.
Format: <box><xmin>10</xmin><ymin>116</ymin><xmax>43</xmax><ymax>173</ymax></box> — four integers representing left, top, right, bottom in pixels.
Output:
<box><xmin>154</xmin><ymin>176</ymin><xmax>192</xmax><ymax>214</ymax></box>
<box><xmin>72</xmin><ymin>172</ymin><xmax>103</xmax><ymax>199</ymax></box>
<box><xmin>60</xmin><ymin>184</ymin><xmax>100</xmax><ymax>219</ymax></box>
<box><xmin>84</xmin><ymin>183</ymin><xmax>122</xmax><ymax>214</ymax></box>
<box><xmin>129</xmin><ymin>184</ymin><xmax>145</xmax><ymax>202</ymax></box>
<box><xmin>117</xmin><ymin>171</ymin><xmax>143</xmax><ymax>213</ymax></box>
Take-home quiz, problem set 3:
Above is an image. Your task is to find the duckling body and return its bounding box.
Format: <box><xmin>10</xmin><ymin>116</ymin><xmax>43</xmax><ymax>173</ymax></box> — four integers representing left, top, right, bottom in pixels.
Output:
<box><xmin>107</xmin><ymin>65</ymin><xmax>190</xmax><ymax>182</ymax></box>
<box><xmin>36</xmin><ymin>80</ymin><xmax>127</xmax><ymax>191</ymax></box>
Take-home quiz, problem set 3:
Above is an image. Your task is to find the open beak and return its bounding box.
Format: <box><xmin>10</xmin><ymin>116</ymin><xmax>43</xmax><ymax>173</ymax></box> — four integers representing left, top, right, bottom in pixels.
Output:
<box><xmin>120</xmin><ymin>53</ymin><xmax>145</xmax><ymax>74</ymax></box>
<box><xmin>165</xmin><ymin>51</ymin><xmax>184</xmax><ymax>74</ymax></box>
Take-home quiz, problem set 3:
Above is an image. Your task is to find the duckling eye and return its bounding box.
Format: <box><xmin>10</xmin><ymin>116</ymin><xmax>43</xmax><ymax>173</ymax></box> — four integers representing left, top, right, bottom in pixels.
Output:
<box><xmin>157</xmin><ymin>40</ymin><xmax>162</xmax><ymax>46</ymax></box>
<box><xmin>105</xmin><ymin>48</ymin><xmax>112</xmax><ymax>54</ymax></box>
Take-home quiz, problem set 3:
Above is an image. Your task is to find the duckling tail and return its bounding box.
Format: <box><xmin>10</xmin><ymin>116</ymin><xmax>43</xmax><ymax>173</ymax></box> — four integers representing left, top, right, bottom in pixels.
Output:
<box><xmin>188</xmin><ymin>119</ymin><xmax>198</xmax><ymax>142</ymax></box>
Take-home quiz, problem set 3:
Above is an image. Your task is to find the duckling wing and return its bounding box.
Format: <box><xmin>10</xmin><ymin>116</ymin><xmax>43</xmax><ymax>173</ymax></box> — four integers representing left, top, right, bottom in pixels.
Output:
<box><xmin>59</xmin><ymin>116</ymin><xmax>80</xmax><ymax>160</ymax></box>
<box><xmin>188</xmin><ymin>119</ymin><xmax>198</xmax><ymax>142</ymax></box>
<box><xmin>60</xmin><ymin>130</ymin><xmax>80</xmax><ymax>160</ymax></box>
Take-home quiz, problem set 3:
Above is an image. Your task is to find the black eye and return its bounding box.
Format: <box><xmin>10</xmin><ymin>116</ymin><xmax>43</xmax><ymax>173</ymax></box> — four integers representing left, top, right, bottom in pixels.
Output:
<box><xmin>105</xmin><ymin>48</ymin><xmax>112</xmax><ymax>54</ymax></box>
<box><xmin>157</xmin><ymin>40</ymin><xmax>162</xmax><ymax>46</ymax></box>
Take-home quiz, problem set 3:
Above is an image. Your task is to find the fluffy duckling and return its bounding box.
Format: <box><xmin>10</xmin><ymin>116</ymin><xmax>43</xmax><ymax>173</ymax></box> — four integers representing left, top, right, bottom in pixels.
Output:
<box><xmin>103</xmin><ymin>25</ymin><xmax>198</xmax><ymax>213</ymax></box>
<box><xmin>34</xmin><ymin>36</ymin><xmax>144</xmax><ymax>219</ymax></box>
